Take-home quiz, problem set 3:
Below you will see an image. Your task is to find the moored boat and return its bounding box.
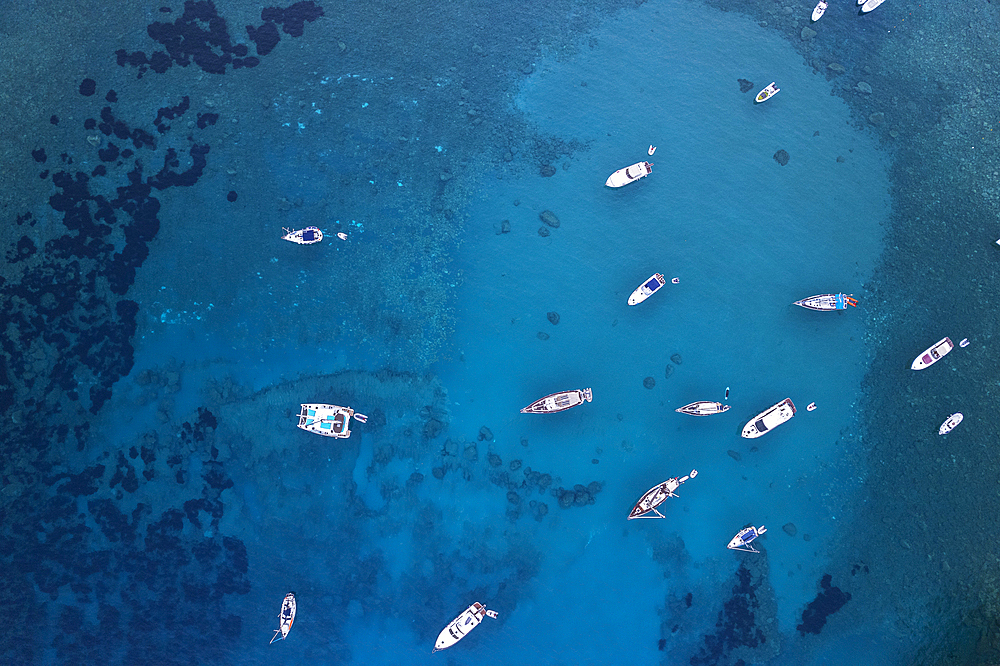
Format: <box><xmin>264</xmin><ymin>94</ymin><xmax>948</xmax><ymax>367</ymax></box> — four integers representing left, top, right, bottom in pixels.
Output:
<box><xmin>628</xmin><ymin>470</ymin><xmax>698</xmax><ymax>519</ymax></box>
<box><xmin>605</xmin><ymin>161</ymin><xmax>653</xmax><ymax>188</ymax></box>
<box><xmin>433</xmin><ymin>602</ymin><xmax>499</xmax><ymax>652</ymax></box>
<box><xmin>793</xmin><ymin>293</ymin><xmax>857</xmax><ymax>311</ymax></box>
<box><xmin>755</xmin><ymin>82</ymin><xmax>779</xmax><ymax>103</ymax></box>
<box><xmin>938</xmin><ymin>413</ymin><xmax>963</xmax><ymax>435</ymax></box>
<box><xmin>727</xmin><ymin>525</ymin><xmax>767</xmax><ymax>553</ymax></box>
<box><xmin>628</xmin><ymin>273</ymin><xmax>667</xmax><ymax>305</ymax></box>
<box><xmin>269</xmin><ymin>592</ymin><xmax>297</xmax><ymax>644</ymax></box>
<box><xmin>910</xmin><ymin>337</ymin><xmax>954</xmax><ymax>370</ymax></box>
<box><xmin>741</xmin><ymin>398</ymin><xmax>796</xmax><ymax>438</ymax></box>
<box><xmin>297</xmin><ymin>403</ymin><xmax>369</xmax><ymax>438</ymax></box>
<box><xmin>811</xmin><ymin>0</ymin><xmax>828</xmax><ymax>20</ymax></box>
<box><xmin>521</xmin><ymin>388</ymin><xmax>593</xmax><ymax>414</ymax></box>
<box><xmin>675</xmin><ymin>401</ymin><xmax>730</xmax><ymax>416</ymax></box>
<box><xmin>860</xmin><ymin>0</ymin><xmax>885</xmax><ymax>12</ymax></box>
<box><xmin>282</xmin><ymin>226</ymin><xmax>323</xmax><ymax>244</ymax></box>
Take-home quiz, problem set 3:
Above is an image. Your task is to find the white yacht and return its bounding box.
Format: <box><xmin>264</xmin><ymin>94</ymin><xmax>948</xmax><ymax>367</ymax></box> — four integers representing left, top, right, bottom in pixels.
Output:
<box><xmin>741</xmin><ymin>398</ymin><xmax>796</xmax><ymax>438</ymax></box>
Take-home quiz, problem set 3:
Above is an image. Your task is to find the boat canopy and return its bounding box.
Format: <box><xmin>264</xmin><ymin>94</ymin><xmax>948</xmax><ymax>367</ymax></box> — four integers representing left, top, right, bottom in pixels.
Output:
<box><xmin>754</xmin><ymin>419</ymin><xmax>768</xmax><ymax>433</ymax></box>
<box><xmin>645</xmin><ymin>277</ymin><xmax>661</xmax><ymax>291</ymax></box>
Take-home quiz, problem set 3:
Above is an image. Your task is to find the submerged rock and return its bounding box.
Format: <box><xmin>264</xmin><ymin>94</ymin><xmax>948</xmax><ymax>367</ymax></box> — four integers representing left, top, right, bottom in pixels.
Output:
<box><xmin>783</xmin><ymin>522</ymin><xmax>798</xmax><ymax>537</ymax></box>
<box><xmin>478</xmin><ymin>426</ymin><xmax>494</xmax><ymax>441</ymax></box>
<box><xmin>538</xmin><ymin>226</ymin><xmax>550</xmax><ymax>237</ymax></box>
<box><xmin>488</xmin><ymin>453</ymin><xmax>502</xmax><ymax>467</ymax></box>
<box><xmin>643</xmin><ymin>377</ymin><xmax>656</xmax><ymax>389</ymax></box>
<box><xmin>738</xmin><ymin>78</ymin><xmax>754</xmax><ymax>93</ymax></box>
<box><xmin>537</xmin><ymin>331</ymin><xmax>550</xmax><ymax>340</ymax></box>
<box><xmin>728</xmin><ymin>450</ymin><xmax>742</xmax><ymax>461</ymax></box>
<box><xmin>664</xmin><ymin>365</ymin><xmax>674</xmax><ymax>379</ymax></box>
<box><xmin>774</xmin><ymin>149</ymin><xmax>790</xmax><ymax>166</ymax></box>
<box><xmin>496</xmin><ymin>219</ymin><xmax>511</xmax><ymax>234</ymax></box>
<box><xmin>547</xmin><ymin>311</ymin><xmax>560</xmax><ymax>325</ymax></box>
<box><xmin>539</xmin><ymin>210</ymin><xmax>560</xmax><ymax>228</ymax></box>
<box><xmin>797</xmin><ymin>574</ymin><xmax>851</xmax><ymax>635</ymax></box>
<box><xmin>540</xmin><ymin>164</ymin><xmax>556</xmax><ymax>177</ymax></box>
<box><xmin>670</xmin><ymin>353</ymin><xmax>683</xmax><ymax>365</ymax></box>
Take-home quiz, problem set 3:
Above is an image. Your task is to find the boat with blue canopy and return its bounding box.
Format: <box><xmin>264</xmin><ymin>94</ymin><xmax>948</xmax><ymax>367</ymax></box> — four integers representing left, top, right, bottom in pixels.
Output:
<box><xmin>297</xmin><ymin>403</ymin><xmax>368</xmax><ymax>438</ymax></box>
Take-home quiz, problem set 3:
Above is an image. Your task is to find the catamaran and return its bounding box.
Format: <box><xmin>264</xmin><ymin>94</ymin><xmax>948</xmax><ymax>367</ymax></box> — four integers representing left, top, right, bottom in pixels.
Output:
<box><xmin>628</xmin><ymin>470</ymin><xmax>698</xmax><ymax>519</ymax></box>
<box><xmin>297</xmin><ymin>404</ymin><xmax>368</xmax><ymax>438</ymax></box>
<box><xmin>728</xmin><ymin>525</ymin><xmax>767</xmax><ymax>553</ymax></box>
<box><xmin>269</xmin><ymin>592</ymin><xmax>296</xmax><ymax>644</ymax></box>
<box><xmin>433</xmin><ymin>602</ymin><xmax>499</xmax><ymax>652</ymax></box>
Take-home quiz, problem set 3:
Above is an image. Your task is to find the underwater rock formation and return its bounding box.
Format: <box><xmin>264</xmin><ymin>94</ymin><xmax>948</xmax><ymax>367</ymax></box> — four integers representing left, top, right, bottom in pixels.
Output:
<box><xmin>644</xmin><ymin>376</ymin><xmax>656</xmax><ymax>389</ymax></box>
<box><xmin>797</xmin><ymin>574</ymin><xmax>851</xmax><ymax>635</ymax></box>
<box><xmin>547</xmin><ymin>311</ymin><xmax>560</xmax><ymax>325</ymax></box>
<box><xmin>738</xmin><ymin>78</ymin><xmax>754</xmax><ymax>93</ymax></box>
<box><xmin>773</xmin><ymin>149</ymin><xmax>790</xmax><ymax>166</ymax></box>
<box><xmin>539</xmin><ymin>210</ymin><xmax>560</xmax><ymax>228</ymax></box>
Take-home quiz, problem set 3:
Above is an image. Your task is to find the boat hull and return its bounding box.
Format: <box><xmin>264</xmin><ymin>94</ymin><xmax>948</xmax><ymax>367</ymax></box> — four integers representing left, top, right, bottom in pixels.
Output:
<box><xmin>521</xmin><ymin>388</ymin><xmax>592</xmax><ymax>414</ymax></box>
<box><xmin>282</xmin><ymin>226</ymin><xmax>323</xmax><ymax>244</ymax></box>
<box><xmin>270</xmin><ymin>593</ymin><xmax>296</xmax><ymax>644</ymax></box>
<box><xmin>628</xmin><ymin>273</ymin><xmax>666</xmax><ymax>305</ymax></box>
<box><xmin>675</xmin><ymin>401</ymin><xmax>730</xmax><ymax>416</ymax></box>
<box><xmin>811</xmin><ymin>0</ymin><xmax>827</xmax><ymax>20</ymax></box>
<box><xmin>606</xmin><ymin>161</ymin><xmax>652</xmax><ymax>188</ymax></box>
<box><xmin>939</xmin><ymin>413</ymin><xmax>963</xmax><ymax>435</ymax></box>
<box><xmin>434</xmin><ymin>603</ymin><xmax>493</xmax><ymax>652</ymax></box>
<box><xmin>628</xmin><ymin>471</ymin><xmax>696</xmax><ymax>519</ymax></box>
<box><xmin>910</xmin><ymin>337</ymin><xmax>954</xmax><ymax>370</ymax></box>
<box><xmin>793</xmin><ymin>293</ymin><xmax>856</xmax><ymax>311</ymax></box>
<box><xmin>297</xmin><ymin>403</ymin><xmax>357</xmax><ymax>438</ymax></box>
<box><xmin>741</xmin><ymin>398</ymin><xmax>796</xmax><ymax>438</ymax></box>
<box><xmin>728</xmin><ymin>525</ymin><xmax>766</xmax><ymax>552</ymax></box>
<box><xmin>860</xmin><ymin>0</ymin><xmax>884</xmax><ymax>12</ymax></box>
<box><xmin>755</xmin><ymin>83</ymin><xmax>779</xmax><ymax>103</ymax></box>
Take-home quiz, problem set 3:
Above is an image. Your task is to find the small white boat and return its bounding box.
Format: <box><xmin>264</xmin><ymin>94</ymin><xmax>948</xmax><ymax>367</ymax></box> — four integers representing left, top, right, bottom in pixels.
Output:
<box><xmin>675</xmin><ymin>401</ymin><xmax>730</xmax><ymax>416</ymax></box>
<box><xmin>811</xmin><ymin>0</ymin><xmax>828</xmax><ymax>20</ymax></box>
<box><xmin>433</xmin><ymin>602</ymin><xmax>498</xmax><ymax>652</ymax></box>
<box><xmin>628</xmin><ymin>470</ymin><xmax>698</xmax><ymax>519</ymax></box>
<box><xmin>521</xmin><ymin>388</ymin><xmax>592</xmax><ymax>414</ymax></box>
<box><xmin>282</xmin><ymin>226</ymin><xmax>323</xmax><ymax>244</ymax></box>
<box><xmin>793</xmin><ymin>293</ymin><xmax>857</xmax><ymax>311</ymax></box>
<box><xmin>910</xmin><ymin>337</ymin><xmax>954</xmax><ymax>370</ymax></box>
<box><xmin>297</xmin><ymin>403</ymin><xmax>368</xmax><ymax>438</ymax></box>
<box><xmin>628</xmin><ymin>273</ymin><xmax>666</xmax><ymax>306</ymax></box>
<box><xmin>605</xmin><ymin>161</ymin><xmax>653</xmax><ymax>188</ymax></box>
<box><xmin>755</xmin><ymin>82</ymin><xmax>779</xmax><ymax>104</ymax></box>
<box><xmin>860</xmin><ymin>0</ymin><xmax>885</xmax><ymax>12</ymax></box>
<box><xmin>806</xmin><ymin>402</ymin><xmax>817</xmax><ymax>411</ymax></box>
<box><xmin>741</xmin><ymin>398</ymin><xmax>796</xmax><ymax>438</ymax></box>
<box><xmin>269</xmin><ymin>592</ymin><xmax>297</xmax><ymax>644</ymax></box>
<box><xmin>727</xmin><ymin>525</ymin><xmax>767</xmax><ymax>553</ymax></box>
<box><xmin>938</xmin><ymin>413</ymin><xmax>963</xmax><ymax>435</ymax></box>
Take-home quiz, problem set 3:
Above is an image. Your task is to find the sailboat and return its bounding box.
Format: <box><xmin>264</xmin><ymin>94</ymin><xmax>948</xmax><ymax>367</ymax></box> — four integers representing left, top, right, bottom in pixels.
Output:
<box><xmin>627</xmin><ymin>470</ymin><xmax>698</xmax><ymax>519</ymax></box>
<box><xmin>269</xmin><ymin>592</ymin><xmax>296</xmax><ymax>644</ymax></box>
<box><xmin>727</xmin><ymin>525</ymin><xmax>767</xmax><ymax>553</ymax></box>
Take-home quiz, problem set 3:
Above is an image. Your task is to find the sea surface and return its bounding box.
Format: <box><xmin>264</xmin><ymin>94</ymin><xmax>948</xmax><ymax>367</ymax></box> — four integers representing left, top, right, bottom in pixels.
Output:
<box><xmin>3</xmin><ymin>0</ymin><xmax>999</xmax><ymax>664</ymax></box>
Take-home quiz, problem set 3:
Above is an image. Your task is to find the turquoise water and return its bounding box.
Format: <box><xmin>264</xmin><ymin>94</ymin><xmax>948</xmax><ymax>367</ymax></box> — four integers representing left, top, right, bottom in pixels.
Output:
<box><xmin>3</xmin><ymin>0</ymin><xmax>990</xmax><ymax>663</ymax></box>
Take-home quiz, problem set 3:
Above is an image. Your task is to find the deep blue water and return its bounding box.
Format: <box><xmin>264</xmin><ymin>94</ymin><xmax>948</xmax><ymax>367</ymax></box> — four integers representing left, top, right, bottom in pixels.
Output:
<box><xmin>3</xmin><ymin>0</ymin><xmax>996</xmax><ymax>664</ymax></box>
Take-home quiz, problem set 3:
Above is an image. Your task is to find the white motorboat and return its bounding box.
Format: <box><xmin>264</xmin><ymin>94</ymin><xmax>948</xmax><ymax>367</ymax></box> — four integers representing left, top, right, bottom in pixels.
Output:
<box><xmin>811</xmin><ymin>0</ymin><xmax>828</xmax><ymax>20</ymax></box>
<box><xmin>433</xmin><ymin>602</ymin><xmax>498</xmax><ymax>652</ymax></box>
<box><xmin>605</xmin><ymin>161</ymin><xmax>653</xmax><ymax>188</ymax></box>
<box><xmin>675</xmin><ymin>401</ymin><xmax>730</xmax><ymax>416</ymax></box>
<box><xmin>282</xmin><ymin>226</ymin><xmax>323</xmax><ymax>244</ymax></box>
<box><xmin>910</xmin><ymin>337</ymin><xmax>954</xmax><ymax>370</ymax></box>
<box><xmin>793</xmin><ymin>293</ymin><xmax>857</xmax><ymax>311</ymax></box>
<box><xmin>860</xmin><ymin>0</ymin><xmax>885</xmax><ymax>12</ymax></box>
<box><xmin>297</xmin><ymin>403</ymin><xmax>368</xmax><ymax>438</ymax></box>
<box><xmin>727</xmin><ymin>525</ymin><xmax>767</xmax><ymax>553</ymax></box>
<box><xmin>269</xmin><ymin>593</ymin><xmax>297</xmax><ymax>644</ymax></box>
<box><xmin>521</xmin><ymin>388</ymin><xmax>592</xmax><ymax>414</ymax></box>
<box><xmin>755</xmin><ymin>82</ymin><xmax>779</xmax><ymax>104</ymax></box>
<box><xmin>628</xmin><ymin>273</ymin><xmax>666</xmax><ymax>305</ymax></box>
<box><xmin>628</xmin><ymin>470</ymin><xmax>698</xmax><ymax>519</ymax></box>
<box><xmin>741</xmin><ymin>398</ymin><xmax>796</xmax><ymax>438</ymax></box>
<box><xmin>938</xmin><ymin>413</ymin><xmax>963</xmax><ymax>435</ymax></box>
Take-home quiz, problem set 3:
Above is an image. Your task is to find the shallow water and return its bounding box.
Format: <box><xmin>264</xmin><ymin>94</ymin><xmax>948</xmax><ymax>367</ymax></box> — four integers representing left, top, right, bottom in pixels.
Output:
<box><xmin>1</xmin><ymin>0</ymin><xmax>991</xmax><ymax>663</ymax></box>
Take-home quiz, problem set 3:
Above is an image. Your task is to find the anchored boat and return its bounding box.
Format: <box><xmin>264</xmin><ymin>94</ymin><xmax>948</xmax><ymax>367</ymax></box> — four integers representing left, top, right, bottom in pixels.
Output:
<box><xmin>282</xmin><ymin>226</ymin><xmax>323</xmax><ymax>244</ymax></box>
<box><xmin>860</xmin><ymin>0</ymin><xmax>885</xmax><ymax>12</ymax></box>
<box><xmin>811</xmin><ymin>0</ymin><xmax>828</xmax><ymax>20</ymax></box>
<box><xmin>269</xmin><ymin>592</ymin><xmax>297</xmax><ymax>644</ymax></box>
<box><xmin>433</xmin><ymin>602</ymin><xmax>498</xmax><ymax>652</ymax></box>
<box><xmin>755</xmin><ymin>82</ymin><xmax>779</xmax><ymax>103</ymax></box>
<box><xmin>297</xmin><ymin>403</ymin><xmax>368</xmax><ymax>438</ymax></box>
<box><xmin>521</xmin><ymin>388</ymin><xmax>592</xmax><ymax>414</ymax></box>
<box><xmin>793</xmin><ymin>293</ymin><xmax>857</xmax><ymax>311</ymax></box>
<box><xmin>728</xmin><ymin>525</ymin><xmax>767</xmax><ymax>553</ymax></box>
<box><xmin>741</xmin><ymin>398</ymin><xmax>796</xmax><ymax>438</ymax></box>
<box><xmin>628</xmin><ymin>273</ymin><xmax>666</xmax><ymax>306</ymax></box>
<box><xmin>910</xmin><ymin>337</ymin><xmax>954</xmax><ymax>370</ymax></box>
<box><xmin>675</xmin><ymin>401</ymin><xmax>730</xmax><ymax>416</ymax></box>
<box><xmin>606</xmin><ymin>161</ymin><xmax>653</xmax><ymax>188</ymax></box>
<box><xmin>939</xmin><ymin>413</ymin><xmax>963</xmax><ymax>435</ymax></box>
<box><xmin>628</xmin><ymin>470</ymin><xmax>698</xmax><ymax>519</ymax></box>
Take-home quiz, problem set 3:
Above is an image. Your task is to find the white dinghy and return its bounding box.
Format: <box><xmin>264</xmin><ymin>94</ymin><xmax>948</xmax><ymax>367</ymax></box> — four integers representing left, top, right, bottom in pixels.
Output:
<box><xmin>433</xmin><ymin>602</ymin><xmax>498</xmax><ymax>652</ymax></box>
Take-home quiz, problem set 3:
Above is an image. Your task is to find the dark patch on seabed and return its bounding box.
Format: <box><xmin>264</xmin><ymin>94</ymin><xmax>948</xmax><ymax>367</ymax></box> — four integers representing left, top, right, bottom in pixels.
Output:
<box><xmin>0</xmin><ymin>3</ymin><xmax>320</xmax><ymax>663</ymax></box>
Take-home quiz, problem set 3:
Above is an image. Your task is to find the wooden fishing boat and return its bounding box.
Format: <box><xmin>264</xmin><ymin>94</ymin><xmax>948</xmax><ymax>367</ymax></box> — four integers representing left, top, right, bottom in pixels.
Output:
<box><xmin>520</xmin><ymin>388</ymin><xmax>592</xmax><ymax>414</ymax></box>
<box><xmin>627</xmin><ymin>470</ymin><xmax>698</xmax><ymax>519</ymax></box>
<box><xmin>793</xmin><ymin>293</ymin><xmax>857</xmax><ymax>311</ymax></box>
<box><xmin>282</xmin><ymin>226</ymin><xmax>323</xmax><ymax>244</ymax></box>
<box><xmin>741</xmin><ymin>398</ymin><xmax>796</xmax><ymax>438</ymax></box>
<box><xmin>297</xmin><ymin>403</ymin><xmax>368</xmax><ymax>438</ymax></box>
<box><xmin>269</xmin><ymin>592</ymin><xmax>296</xmax><ymax>644</ymax></box>
<box><xmin>675</xmin><ymin>401</ymin><xmax>730</xmax><ymax>416</ymax></box>
<box><xmin>433</xmin><ymin>602</ymin><xmax>498</xmax><ymax>652</ymax></box>
<box><xmin>910</xmin><ymin>337</ymin><xmax>954</xmax><ymax>370</ymax></box>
